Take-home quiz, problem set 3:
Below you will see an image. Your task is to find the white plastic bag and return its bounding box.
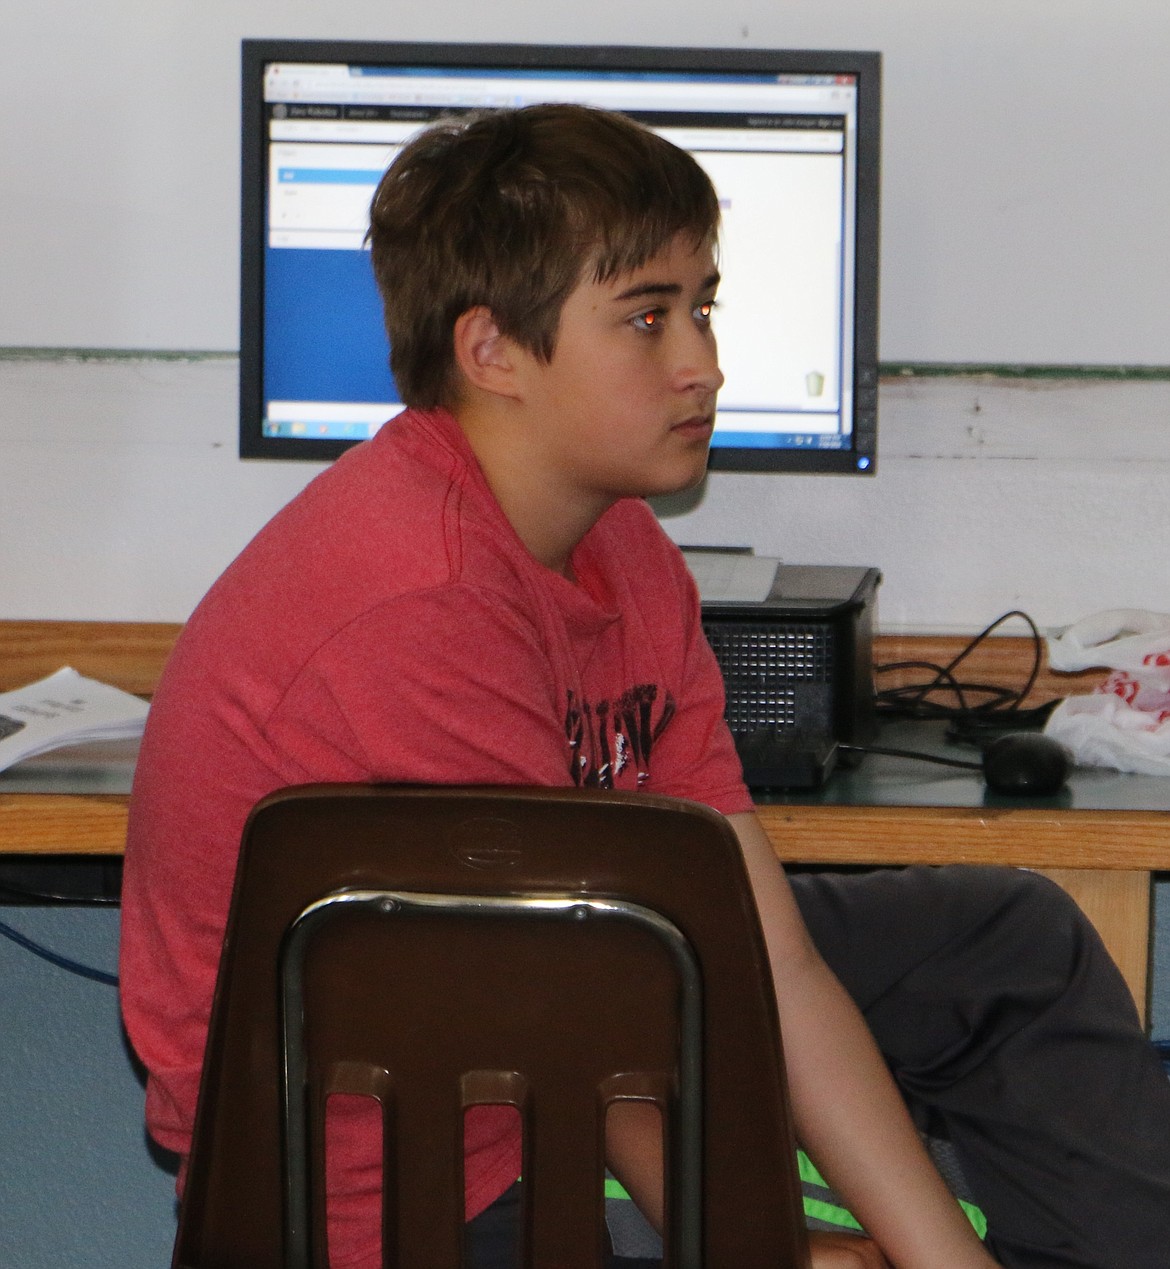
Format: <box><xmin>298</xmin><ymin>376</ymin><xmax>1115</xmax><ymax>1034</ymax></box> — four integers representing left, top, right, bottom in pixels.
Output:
<box><xmin>1044</xmin><ymin>609</ymin><xmax>1170</xmax><ymax>776</ymax></box>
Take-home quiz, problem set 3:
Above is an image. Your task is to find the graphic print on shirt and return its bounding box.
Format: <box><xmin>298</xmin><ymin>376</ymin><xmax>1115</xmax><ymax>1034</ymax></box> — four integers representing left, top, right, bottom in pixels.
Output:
<box><xmin>564</xmin><ymin>684</ymin><xmax>676</xmax><ymax>789</ymax></box>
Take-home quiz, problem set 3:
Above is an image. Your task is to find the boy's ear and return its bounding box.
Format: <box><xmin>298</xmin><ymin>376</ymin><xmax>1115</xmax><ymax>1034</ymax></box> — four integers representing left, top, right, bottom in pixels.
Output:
<box><xmin>452</xmin><ymin>306</ymin><xmax>522</xmax><ymax>400</ymax></box>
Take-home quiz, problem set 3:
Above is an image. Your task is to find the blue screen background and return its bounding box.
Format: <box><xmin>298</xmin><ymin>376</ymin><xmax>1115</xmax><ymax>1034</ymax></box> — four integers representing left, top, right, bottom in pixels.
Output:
<box><xmin>263</xmin><ymin>247</ymin><xmax>398</xmax><ymax>405</ymax></box>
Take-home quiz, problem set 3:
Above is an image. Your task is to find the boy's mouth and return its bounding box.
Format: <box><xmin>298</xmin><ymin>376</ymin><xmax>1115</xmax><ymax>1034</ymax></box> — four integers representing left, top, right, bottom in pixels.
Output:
<box><xmin>670</xmin><ymin>412</ymin><xmax>715</xmax><ymax>440</ymax></box>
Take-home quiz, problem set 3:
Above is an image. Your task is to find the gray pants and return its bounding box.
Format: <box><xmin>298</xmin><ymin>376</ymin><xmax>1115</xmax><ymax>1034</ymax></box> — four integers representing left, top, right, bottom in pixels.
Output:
<box><xmin>793</xmin><ymin>865</ymin><xmax>1170</xmax><ymax>1268</ymax></box>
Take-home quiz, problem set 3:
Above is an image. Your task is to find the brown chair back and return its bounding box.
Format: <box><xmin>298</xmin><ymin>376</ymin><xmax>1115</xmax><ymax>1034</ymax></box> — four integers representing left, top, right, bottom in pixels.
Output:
<box><xmin>173</xmin><ymin>785</ymin><xmax>810</xmax><ymax>1268</ymax></box>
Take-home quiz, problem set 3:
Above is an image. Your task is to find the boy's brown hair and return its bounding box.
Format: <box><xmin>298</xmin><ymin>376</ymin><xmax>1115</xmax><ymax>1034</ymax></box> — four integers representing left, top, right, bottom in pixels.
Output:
<box><xmin>367</xmin><ymin>103</ymin><xmax>721</xmax><ymax>408</ymax></box>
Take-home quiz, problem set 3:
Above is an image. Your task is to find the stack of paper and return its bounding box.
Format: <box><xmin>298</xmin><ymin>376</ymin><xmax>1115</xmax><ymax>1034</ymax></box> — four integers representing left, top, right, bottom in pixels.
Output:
<box><xmin>0</xmin><ymin>667</ymin><xmax>150</xmax><ymax>775</ymax></box>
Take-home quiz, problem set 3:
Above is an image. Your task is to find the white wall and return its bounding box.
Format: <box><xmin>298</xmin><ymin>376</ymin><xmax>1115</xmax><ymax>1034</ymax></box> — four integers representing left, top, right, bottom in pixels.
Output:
<box><xmin>3</xmin><ymin>1</ymin><xmax>1169</xmax><ymax>361</ymax></box>
<box><xmin>2</xmin><ymin>2</ymin><xmax>1169</xmax><ymax>632</ymax></box>
<box><xmin>3</xmin><ymin>355</ymin><xmax>1166</xmax><ymax>633</ymax></box>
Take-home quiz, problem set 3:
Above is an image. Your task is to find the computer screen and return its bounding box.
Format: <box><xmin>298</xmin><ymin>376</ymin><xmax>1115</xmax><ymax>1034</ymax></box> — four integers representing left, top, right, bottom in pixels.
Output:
<box><xmin>240</xmin><ymin>41</ymin><xmax>880</xmax><ymax>472</ymax></box>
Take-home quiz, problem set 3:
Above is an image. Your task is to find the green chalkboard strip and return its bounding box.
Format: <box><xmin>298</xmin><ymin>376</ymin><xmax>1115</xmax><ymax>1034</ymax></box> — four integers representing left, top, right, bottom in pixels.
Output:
<box><xmin>3</xmin><ymin>348</ymin><xmax>1169</xmax><ymax>381</ymax></box>
<box><xmin>0</xmin><ymin>347</ymin><xmax>234</xmax><ymax>363</ymax></box>
<box><xmin>882</xmin><ymin>362</ymin><xmax>1170</xmax><ymax>381</ymax></box>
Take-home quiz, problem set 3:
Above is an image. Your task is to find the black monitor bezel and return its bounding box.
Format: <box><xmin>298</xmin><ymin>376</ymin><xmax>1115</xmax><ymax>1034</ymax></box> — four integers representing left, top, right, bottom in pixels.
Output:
<box><xmin>240</xmin><ymin>39</ymin><xmax>881</xmax><ymax>472</ymax></box>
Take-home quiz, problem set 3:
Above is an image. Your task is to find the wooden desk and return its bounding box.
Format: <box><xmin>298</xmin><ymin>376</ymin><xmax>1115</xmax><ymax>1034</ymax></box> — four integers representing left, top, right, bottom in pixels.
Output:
<box><xmin>0</xmin><ymin>791</ymin><xmax>130</xmax><ymax>854</ymax></box>
<box><xmin>0</xmin><ymin>619</ymin><xmax>172</xmax><ymax>856</ymax></box>
<box><xmin>0</xmin><ymin>739</ymin><xmax>135</xmax><ymax>853</ymax></box>
<box><xmin>2</xmin><ymin>621</ymin><xmax>1166</xmax><ymax>1022</ymax></box>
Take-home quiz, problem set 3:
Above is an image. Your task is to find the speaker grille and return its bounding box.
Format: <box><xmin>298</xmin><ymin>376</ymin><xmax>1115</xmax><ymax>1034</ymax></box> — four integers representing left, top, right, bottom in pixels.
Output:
<box><xmin>705</xmin><ymin>621</ymin><xmax>836</xmax><ymax>735</ymax></box>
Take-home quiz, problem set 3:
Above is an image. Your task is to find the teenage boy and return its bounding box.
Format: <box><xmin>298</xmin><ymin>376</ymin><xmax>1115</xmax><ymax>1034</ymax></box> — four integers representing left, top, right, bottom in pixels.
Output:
<box><xmin>121</xmin><ymin>104</ymin><xmax>1170</xmax><ymax>1269</ymax></box>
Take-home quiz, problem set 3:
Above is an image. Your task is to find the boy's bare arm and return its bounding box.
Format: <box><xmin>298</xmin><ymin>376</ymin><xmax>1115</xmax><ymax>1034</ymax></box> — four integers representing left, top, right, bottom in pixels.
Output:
<box><xmin>604</xmin><ymin>808</ymin><xmax>992</xmax><ymax>1267</ymax></box>
<box><xmin>605</xmin><ymin>1106</ymin><xmax>891</xmax><ymax>1267</ymax></box>
<box><xmin>726</xmin><ymin>811</ymin><xmax>998</xmax><ymax>1268</ymax></box>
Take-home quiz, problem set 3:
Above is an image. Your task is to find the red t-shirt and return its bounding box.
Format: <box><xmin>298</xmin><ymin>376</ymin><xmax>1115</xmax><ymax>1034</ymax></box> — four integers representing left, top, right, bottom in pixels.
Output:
<box><xmin>120</xmin><ymin>406</ymin><xmax>751</xmax><ymax>1265</ymax></box>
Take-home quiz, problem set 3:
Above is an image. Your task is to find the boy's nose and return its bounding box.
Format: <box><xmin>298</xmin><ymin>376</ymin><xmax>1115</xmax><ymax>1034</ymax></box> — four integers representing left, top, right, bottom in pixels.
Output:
<box><xmin>685</xmin><ymin>347</ymin><xmax>720</xmax><ymax>390</ymax></box>
<box><xmin>682</xmin><ymin>342</ymin><xmax>724</xmax><ymax>394</ymax></box>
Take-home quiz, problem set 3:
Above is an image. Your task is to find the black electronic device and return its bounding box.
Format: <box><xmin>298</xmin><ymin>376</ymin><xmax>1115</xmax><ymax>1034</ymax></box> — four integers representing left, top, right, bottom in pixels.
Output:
<box><xmin>979</xmin><ymin>732</ymin><xmax>1071</xmax><ymax>797</ymax></box>
<box><xmin>692</xmin><ymin>559</ymin><xmax>881</xmax><ymax>789</ymax></box>
<box><xmin>239</xmin><ymin>39</ymin><xmax>881</xmax><ymax>473</ymax></box>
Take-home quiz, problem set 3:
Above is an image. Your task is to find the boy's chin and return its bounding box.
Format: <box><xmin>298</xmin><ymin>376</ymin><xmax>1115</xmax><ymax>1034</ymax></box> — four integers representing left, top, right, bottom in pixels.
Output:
<box><xmin>658</xmin><ymin>450</ymin><xmax>712</xmax><ymax>496</ymax></box>
<box><xmin>636</xmin><ymin>465</ymin><xmax>710</xmax><ymax>506</ymax></box>
<box><xmin>605</xmin><ymin>444</ymin><xmax>712</xmax><ymax>503</ymax></box>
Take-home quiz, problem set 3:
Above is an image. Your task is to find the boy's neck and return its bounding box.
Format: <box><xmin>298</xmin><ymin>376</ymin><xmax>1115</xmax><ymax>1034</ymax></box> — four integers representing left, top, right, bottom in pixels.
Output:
<box><xmin>452</xmin><ymin>400</ymin><xmax>613</xmax><ymax>580</ymax></box>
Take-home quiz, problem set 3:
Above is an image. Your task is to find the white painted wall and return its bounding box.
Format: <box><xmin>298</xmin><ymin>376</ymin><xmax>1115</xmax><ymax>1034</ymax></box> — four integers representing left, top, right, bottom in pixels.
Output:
<box><xmin>2</xmin><ymin>2</ymin><xmax>1169</xmax><ymax>362</ymax></box>
<box><xmin>3</xmin><ymin>356</ymin><xmax>1166</xmax><ymax>633</ymax></box>
<box><xmin>2</xmin><ymin>3</ymin><xmax>1168</xmax><ymax>632</ymax></box>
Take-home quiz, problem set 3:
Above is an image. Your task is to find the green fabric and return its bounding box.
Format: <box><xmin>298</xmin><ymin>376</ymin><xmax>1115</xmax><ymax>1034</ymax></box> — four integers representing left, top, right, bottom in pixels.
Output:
<box><xmin>797</xmin><ymin>1149</ymin><xmax>987</xmax><ymax>1241</ymax></box>
<box><xmin>606</xmin><ymin>1151</ymin><xmax>988</xmax><ymax>1242</ymax></box>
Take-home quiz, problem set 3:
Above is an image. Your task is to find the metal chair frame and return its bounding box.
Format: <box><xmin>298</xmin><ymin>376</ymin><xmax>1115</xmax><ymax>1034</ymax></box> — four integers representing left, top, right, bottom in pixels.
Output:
<box><xmin>279</xmin><ymin>889</ymin><xmax>706</xmax><ymax>1268</ymax></box>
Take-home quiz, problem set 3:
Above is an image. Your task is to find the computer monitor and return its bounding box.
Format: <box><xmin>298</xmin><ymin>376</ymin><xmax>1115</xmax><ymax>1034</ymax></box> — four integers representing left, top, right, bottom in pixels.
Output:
<box><xmin>239</xmin><ymin>40</ymin><xmax>880</xmax><ymax>473</ymax></box>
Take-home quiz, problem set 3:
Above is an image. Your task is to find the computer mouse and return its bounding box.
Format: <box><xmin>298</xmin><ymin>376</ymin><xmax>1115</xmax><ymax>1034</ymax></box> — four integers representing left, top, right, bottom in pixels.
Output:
<box><xmin>981</xmin><ymin>732</ymin><xmax>1072</xmax><ymax>797</ymax></box>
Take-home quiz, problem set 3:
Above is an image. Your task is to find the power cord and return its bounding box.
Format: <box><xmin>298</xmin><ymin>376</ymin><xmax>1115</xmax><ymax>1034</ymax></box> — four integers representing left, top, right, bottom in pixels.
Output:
<box><xmin>0</xmin><ymin>875</ymin><xmax>121</xmax><ymax>986</ymax></box>
<box><xmin>874</xmin><ymin>609</ymin><xmax>1059</xmax><ymax>743</ymax></box>
<box><xmin>0</xmin><ymin>915</ymin><xmax>119</xmax><ymax>986</ymax></box>
<box><xmin>0</xmin><ymin>877</ymin><xmax>120</xmax><ymax>905</ymax></box>
<box><xmin>839</xmin><ymin>743</ymin><xmax>982</xmax><ymax>773</ymax></box>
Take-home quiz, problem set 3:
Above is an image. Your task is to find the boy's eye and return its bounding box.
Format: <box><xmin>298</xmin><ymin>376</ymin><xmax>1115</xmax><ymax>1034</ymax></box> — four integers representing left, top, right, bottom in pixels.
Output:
<box><xmin>694</xmin><ymin>299</ymin><xmax>717</xmax><ymax>324</ymax></box>
<box><xmin>632</xmin><ymin>308</ymin><xmax>664</xmax><ymax>331</ymax></box>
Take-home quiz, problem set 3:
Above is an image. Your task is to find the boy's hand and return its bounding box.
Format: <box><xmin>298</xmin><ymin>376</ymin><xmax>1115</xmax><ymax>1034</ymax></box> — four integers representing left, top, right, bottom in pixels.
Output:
<box><xmin>809</xmin><ymin>1231</ymin><xmax>891</xmax><ymax>1268</ymax></box>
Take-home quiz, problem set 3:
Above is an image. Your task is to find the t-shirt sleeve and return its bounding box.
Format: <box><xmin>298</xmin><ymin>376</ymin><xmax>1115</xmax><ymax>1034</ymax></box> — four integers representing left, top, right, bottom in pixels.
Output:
<box><xmin>267</xmin><ymin>584</ymin><xmax>576</xmax><ymax>788</ymax></box>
